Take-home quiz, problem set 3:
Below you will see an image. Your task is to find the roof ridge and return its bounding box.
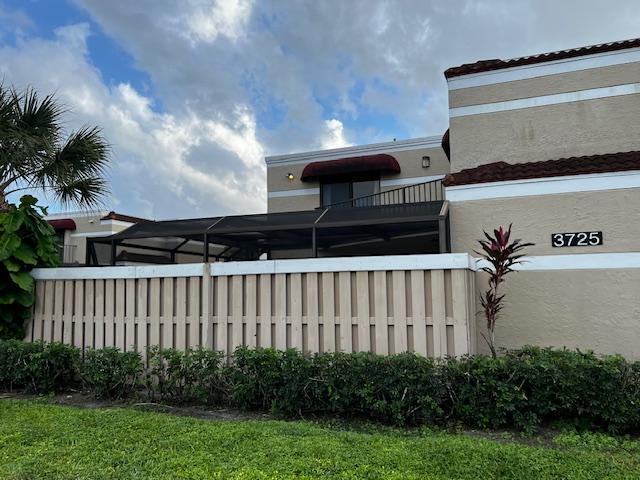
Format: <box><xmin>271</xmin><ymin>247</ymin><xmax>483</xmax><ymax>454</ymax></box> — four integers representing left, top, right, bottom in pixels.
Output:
<box><xmin>445</xmin><ymin>37</ymin><xmax>640</xmax><ymax>79</ymax></box>
<box><xmin>101</xmin><ymin>211</ymin><xmax>152</xmax><ymax>223</ymax></box>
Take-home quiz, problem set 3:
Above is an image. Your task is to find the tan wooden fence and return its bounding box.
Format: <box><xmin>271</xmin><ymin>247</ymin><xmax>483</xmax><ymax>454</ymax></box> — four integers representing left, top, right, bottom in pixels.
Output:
<box><xmin>27</xmin><ymin>254</ymin><xmax>477</xmax><ymax>359</ymax></box>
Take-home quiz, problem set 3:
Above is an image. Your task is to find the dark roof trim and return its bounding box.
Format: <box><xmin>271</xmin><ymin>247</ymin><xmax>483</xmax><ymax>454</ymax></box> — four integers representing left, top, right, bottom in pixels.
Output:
<box><xmin>116</xmin><ymin>251</ymin><xmax>172</xmax><ymax>264</ymax></box>
<box><xmin>101</xmin><ymin>211</ymin><xmax>150</xmax><ymax>223</ymax></box>
<box><xmin>443</xmin><ymin>151</ymin><xmax>640</xmax><ymax>187</ymax></box>
<box><xmin>48</xmin><ymin>219</ymin><xmax>76</xmax><ymax>231</ymax></box>
<box><xmin>441</xmin><ymin>129</ymin><xmax>450</xmax><ymax>161</ymax></box>
<box><xmin>301</xmin><ymin>154</ymin><xmax>400</xmax><ymax>181</ymax></box>
<box><xmin>445</xmin><ymin>37</ymin><xmax>640</xmax><ymax>79</ymax></box>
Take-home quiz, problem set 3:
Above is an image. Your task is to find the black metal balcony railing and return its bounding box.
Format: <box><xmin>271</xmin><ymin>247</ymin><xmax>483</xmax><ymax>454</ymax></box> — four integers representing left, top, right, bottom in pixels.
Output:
<box><xmin>324</xmin><ymin>178</ymin><xmax>444</xmax><ymax>209</ymax></box>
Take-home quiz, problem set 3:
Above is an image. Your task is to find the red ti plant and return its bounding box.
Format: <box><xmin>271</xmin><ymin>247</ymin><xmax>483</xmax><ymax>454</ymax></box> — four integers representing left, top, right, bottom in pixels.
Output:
<box><xmin>476</xmin><ymin>224</ymin><xmax>533</xmax><ymax>358</ymax></box>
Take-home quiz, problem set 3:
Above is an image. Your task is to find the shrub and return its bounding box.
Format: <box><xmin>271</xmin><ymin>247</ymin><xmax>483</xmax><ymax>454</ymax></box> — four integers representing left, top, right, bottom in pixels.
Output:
<box><xmin>441</xmin><ymin>347</ymin><xmax>640</xmax><ymax>433</ymax></box>
<box><xmin>81</xmin><ymin>348</ymin><xmax>143</xmax><ymax>399</ymax></box>
<box><xmin>227</xmin><ymin>348</ymin><xmax>443</xmax><ymax>425</ymax></box>
<box><xmin>0</xmin><ymin>195</ymin><xmax>59</xmax><ymax>340</ymax></box>
<box><xmin>0</xmin><ymin>339</ymin><xmax>36</xmax><ymax>390</ymax></box>
<box><xmin>304</xmin><ymin>352</ymin><xmax>443</xmax><ymax>425</ymax></box>
<box><xmin>227</xmin><ymin>347</ymin><xmax>284</xmax><ymax>410</ymax></box>
<box><xmin>0</xmin><ymin>339</ymin><xmax>79</xmax><ymax>393</ymax></box>
<box><xmin>147</xmin><ymin>347</ymin><xmax>226</xmax><ymax>405</ymax></box>
<box><xmin>2</xmin><ymin>340</ymin><xmax>640</xmax><ymax>434</ymax></box>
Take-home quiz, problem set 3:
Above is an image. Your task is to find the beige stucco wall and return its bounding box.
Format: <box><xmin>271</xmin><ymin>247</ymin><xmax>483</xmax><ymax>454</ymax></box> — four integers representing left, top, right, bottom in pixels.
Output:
<box><xmin>449</xmin><ymin>61</ymin><xmax>640</xmax><ymax>108</ymax></box>
<box><xmin>451</xmin><ymin>187</ymin><xmax>640</xmax><ymax>358</ymax></box>
<box><xmin>474</xmin><ymin>268</ymin><xmax>640</xmax><ymax>358</ymax></box>
<box><xmin>266</xmin><ymin>145</ymin><xmax>449</xmax><ymax>212</ymax></box>
<box><xmin>449</xmin><ymin>93</ymin><xmax>640</xmax><ymax>172</ymax></box>
<box><xmin>449</xmin><ymin>188</ymin><xmax>640</xmax><ymax>256</ymax></box>
<box><xmin>267</xmin><ymin>194</ymin><xmax>320</xmax><ymax>214</ymax></box>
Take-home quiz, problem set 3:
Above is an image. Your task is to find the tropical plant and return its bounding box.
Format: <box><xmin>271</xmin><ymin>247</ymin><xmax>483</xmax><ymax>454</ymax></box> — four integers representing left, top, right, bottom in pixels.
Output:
<box><xmin>476</xmin><ymin>224</ymin><xmax>533</xmax><ymax>357</ymax></box>
<box><xmin>0</xmin><ymin>195</ymin><xmax>59</xmax><ymax>339</ymax></box>
<box><xmin>0</xmin><ymin>85</ymin><xmax>110</xmax><ymax>210</ymax></box>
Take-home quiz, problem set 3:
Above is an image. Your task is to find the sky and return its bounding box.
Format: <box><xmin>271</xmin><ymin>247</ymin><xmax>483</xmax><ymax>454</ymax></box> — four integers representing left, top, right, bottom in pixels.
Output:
<box><xmin>1</xmin><ymin>0</ymin><xmax>639</xmax><ymax>219</ymax></box>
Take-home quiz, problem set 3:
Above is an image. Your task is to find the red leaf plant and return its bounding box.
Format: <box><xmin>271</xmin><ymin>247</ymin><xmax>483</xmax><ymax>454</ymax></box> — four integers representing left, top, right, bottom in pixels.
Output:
<box><xmin>476</xmin><ymin>224</ymin><xmax>534</xmax><ymax>358</ymax></box>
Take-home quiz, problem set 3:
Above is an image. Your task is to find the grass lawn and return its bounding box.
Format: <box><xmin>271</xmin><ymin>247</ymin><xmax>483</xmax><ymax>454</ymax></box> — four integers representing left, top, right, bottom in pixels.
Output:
<box><xmin>1</xmin><ymin>399</ymin><xmax>639</xmax><ymax>479</ymax></box>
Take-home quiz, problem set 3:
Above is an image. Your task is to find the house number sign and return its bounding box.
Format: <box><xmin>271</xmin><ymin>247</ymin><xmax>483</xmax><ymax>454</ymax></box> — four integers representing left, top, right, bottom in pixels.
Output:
<box><xmin>551</xmin><ymin>231</ymin><xmax>603</xmax><ymax>247</ymax></box>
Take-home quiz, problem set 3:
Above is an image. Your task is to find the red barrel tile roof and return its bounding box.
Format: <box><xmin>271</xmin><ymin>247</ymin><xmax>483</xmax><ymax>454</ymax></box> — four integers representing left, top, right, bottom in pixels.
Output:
<box><xmin>445</xmin><ymin>38</ymin><xmax>640</xmax><ymax>79</ymax></box>
<box><xmin>443</xmin><ymin>151</ymin><xmax>640</xmax><ymax>187</ymax></box>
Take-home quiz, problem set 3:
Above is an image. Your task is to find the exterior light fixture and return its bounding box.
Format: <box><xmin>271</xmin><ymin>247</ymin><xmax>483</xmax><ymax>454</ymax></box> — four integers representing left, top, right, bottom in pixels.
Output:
<box><xmin>421</xmin><ymin>156</ymin><xmax>431</xmax><ymax>168</ymax></box>
<box><xmin>286</xmin><ymin>173</ymin><xmax>295</xmax><ymax>181</ymax></box>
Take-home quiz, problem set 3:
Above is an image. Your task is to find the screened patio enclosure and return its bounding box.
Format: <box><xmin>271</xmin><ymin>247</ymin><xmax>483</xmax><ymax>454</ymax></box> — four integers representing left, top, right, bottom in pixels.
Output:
<box><xmin>87</xmin><ymin>181</ymin><xmax>450</xmax><ymax>265</ymax></box>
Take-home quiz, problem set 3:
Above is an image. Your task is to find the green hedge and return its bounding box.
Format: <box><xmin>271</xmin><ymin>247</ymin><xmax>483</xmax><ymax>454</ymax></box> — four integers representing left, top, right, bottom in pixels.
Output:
<box><xmin>146</xmin><ymin>346</ymin><xmax>225</xmax><ymax>404</ymax></box>
<box><xmin>81</xmin><ymin>347</ymin><xmax>143</xmax><ymax>399</ymax></box>
<box><xmin>0</xmin><ymin>340</ymin><xmax>79</xmax><ymax>392</ymax></box>
<box><xmin>1</xmin><ymin>340</ymin><xmax>639</xmax><ymax>433</ymax></box>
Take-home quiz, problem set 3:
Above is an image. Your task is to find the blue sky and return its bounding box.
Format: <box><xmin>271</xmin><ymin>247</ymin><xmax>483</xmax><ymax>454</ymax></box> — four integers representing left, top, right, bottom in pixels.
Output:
<box><xmin>1</xmin><ymin>0</ymin><xmax>639</xmax><ymax>219</ymax></box>
<box><xmin>3</xmin><ymin>1</ymin><xmax>146</xmax><ymax>90</ymax></box>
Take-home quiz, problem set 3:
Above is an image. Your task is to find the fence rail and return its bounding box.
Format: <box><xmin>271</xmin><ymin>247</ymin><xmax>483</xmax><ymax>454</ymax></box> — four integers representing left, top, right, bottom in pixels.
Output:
<box><xmin>26</xmin><ymin>255</ymin><xmax>476</xmax><ymax>359</ymax></box>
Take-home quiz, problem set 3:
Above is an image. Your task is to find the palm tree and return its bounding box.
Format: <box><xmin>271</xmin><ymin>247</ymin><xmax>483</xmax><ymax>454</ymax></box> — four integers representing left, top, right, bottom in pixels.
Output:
<box><xmin>0</xmin><ymin>85</ymin><xmax>110</xmax><ymax>211</ymax></box>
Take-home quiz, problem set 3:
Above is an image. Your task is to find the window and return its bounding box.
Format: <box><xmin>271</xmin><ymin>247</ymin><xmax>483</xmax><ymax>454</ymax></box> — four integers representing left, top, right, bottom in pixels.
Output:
<box><xmin>321</xmin><ymin>176</ymin><xmax>380</xmax><ymax>207</ymax></box>
<box><xmin>321</xmin><ymin>181</ymin><xmax>351</xmax><ymax>206</ymax></box>
<box><xmin>352</xmin><ymin>179</ymin><xmax>379</xmax><ymax>199</ymax></box>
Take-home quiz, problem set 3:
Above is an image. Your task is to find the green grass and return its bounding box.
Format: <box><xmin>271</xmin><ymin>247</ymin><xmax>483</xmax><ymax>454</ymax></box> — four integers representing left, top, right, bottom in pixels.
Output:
<box><xmin>1</xmin><ymin>400</ymin><xmax>639</xmax><ymax>479</ymax></box>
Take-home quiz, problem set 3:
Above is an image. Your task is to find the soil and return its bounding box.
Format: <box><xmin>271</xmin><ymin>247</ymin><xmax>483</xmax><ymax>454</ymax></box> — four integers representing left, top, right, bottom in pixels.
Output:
<box><xmin>0</xmin><ymin>391</ymin><xmax>566</xmax><ymax>448</ymax></box>
<box><xmin>0</xmin><ymin>391</ymin><xmax>271</xmax><ymax>422</ymax></box>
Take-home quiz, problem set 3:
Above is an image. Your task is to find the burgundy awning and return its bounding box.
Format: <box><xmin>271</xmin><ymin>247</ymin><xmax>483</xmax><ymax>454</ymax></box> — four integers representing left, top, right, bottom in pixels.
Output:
<box><xmin>48</xmin><ymin>219</ymin><xmax>77</xmax><ymax>231</ymax></box>
<box><xmin>300</xmin><ymin>154</ymin><xmax>401</xmax><ymax>181</ymax></box>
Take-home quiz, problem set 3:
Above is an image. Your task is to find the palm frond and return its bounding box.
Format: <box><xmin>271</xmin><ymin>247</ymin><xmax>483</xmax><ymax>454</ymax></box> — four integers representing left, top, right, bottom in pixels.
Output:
<box><xmin>50</xmin><ymin>175</ymin><xmax>109</xmax><ymax>209</ymax></box>
<box><xmin>0</xmin><ymin>86</ymin><xmax>111</xmax><ymax>209</ymax></box>
<box><xmin>0</xmin><ymin>85</ymin><xmax>15</xmax><ymax>133</ymax></box>
<box><xmin>1</xmin><ymin>86</ymin><xmax>62</xmax><ymax>187</ymax></box>
<box><xmin>14</xmin><ymin>87</ymin><xmax>63</xmax><ymax>142</ymax></box>
<box><xmin>35</xmin><ymin>126</ymin><xmax>110</xmax><ymax>204</ymax></box>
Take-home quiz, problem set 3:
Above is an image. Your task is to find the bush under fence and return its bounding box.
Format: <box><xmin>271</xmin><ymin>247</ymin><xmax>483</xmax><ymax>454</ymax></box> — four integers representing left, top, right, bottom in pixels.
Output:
<box><xmin>1</xmin><ymin>339</ymin><xmax>639</xmax><ymax>434</ymax></box>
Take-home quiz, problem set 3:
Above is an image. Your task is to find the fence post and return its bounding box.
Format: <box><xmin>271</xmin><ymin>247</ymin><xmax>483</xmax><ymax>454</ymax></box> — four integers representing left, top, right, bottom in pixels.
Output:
<box><xmin>201</xmin><ymin>262</ymin><xmax>213</xmax><ymax>350</ymax></box>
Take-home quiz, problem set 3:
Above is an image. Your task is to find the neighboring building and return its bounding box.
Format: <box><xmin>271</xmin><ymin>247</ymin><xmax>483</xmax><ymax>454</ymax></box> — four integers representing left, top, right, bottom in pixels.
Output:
<box><xmin>45</xmin><ymin>211</ymin><xmax>149</xmax><ymax>265</ymax></box>
<box><xmin>265</xmin><ymin>136</ymin><xmax>449</xmax><ymax>213</ymax></box>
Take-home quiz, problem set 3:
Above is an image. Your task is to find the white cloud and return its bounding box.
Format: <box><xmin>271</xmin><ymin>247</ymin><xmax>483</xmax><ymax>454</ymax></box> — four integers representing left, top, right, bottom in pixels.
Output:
<box><xmin>321</xmin><ymin>119</ymin><xmax>351</xmax><ymax>150</ymax></box>
<box><xmin>184</xmin><ymin>0</ymin><xmax>254</xmax><ymax>43</ymax></box>
<box><xmin>5</xmin><ymin>0</ymin><xmax>640</xmax><ymax>219</ymax></box>
<box><xmin>0</xmin><ymin>24</ymin><xmax>266</xmax><ymax>218</ymax></box>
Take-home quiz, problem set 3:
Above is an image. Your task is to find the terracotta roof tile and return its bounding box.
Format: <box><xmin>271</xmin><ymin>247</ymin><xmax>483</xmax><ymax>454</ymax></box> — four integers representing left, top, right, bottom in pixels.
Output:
<box><xmin>445</xmin><ymin>38</ymin><xmax>640</xmax><ymax>79</ymax></box>
<box><xmin>443</xmin><ymin>151</ymin><xmax>640</xmax><ymax>187</ymax></box>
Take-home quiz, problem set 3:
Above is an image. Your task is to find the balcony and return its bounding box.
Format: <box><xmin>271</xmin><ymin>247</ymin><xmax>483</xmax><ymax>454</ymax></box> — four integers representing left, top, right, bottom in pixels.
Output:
<box><xmin>323</xmin><ymin>178</ymin><xmax>444</xmax><ymax>209</ymax></box>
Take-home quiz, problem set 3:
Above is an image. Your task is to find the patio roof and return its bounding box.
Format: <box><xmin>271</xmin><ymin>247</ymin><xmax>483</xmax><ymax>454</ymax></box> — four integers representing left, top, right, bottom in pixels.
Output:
<box><xmin>87</xmin><ymin>200</ymin><xmax>449</xmax><ymax>265</ymax></box>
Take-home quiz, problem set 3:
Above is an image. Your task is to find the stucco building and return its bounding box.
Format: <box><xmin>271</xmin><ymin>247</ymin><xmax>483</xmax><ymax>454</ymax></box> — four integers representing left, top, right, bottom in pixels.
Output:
<box><xmin>45</xmin><ymin>211</ymin><xmax>148</xmax><ymax>265</ymax></box>
<box><xmin>36</xmin><ymin>37</ymin><xmax>640</xmax><ymax>359</ymax></box>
